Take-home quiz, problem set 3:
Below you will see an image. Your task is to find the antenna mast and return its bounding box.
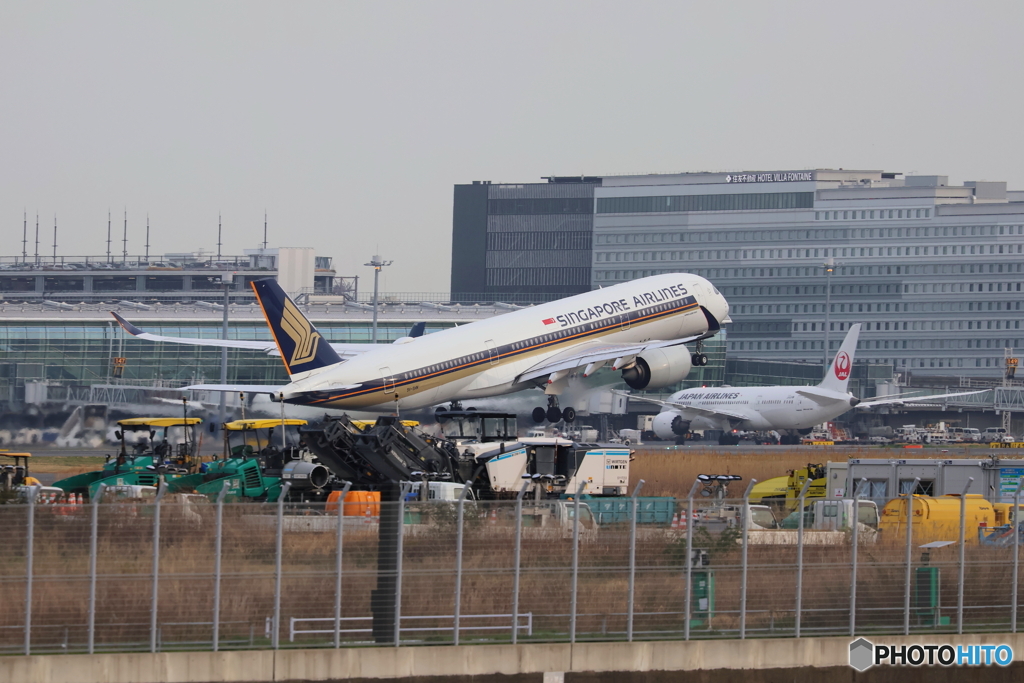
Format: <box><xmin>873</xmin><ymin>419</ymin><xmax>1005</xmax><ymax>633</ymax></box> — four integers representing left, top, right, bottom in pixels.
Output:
<box><xmin>217</xmin><ymin>213</ymin><xmax>222</xmax><ymax>260</ymax></box>
<box><xmin>22</xmin><ymin>211</ymin><xmax>27</xmax><ymax>263</ymax></box>
<box><xmin>106</xmin><ymin>210</ymin><xmax>112</xmax><ymax>262</ymax></box>
<box><xmin>122</xmin><ymin>208</ymin><xmax>128</xmax><ymax>265</ymax></box>
<box><xmin>52</xmin><ymin>215</ymin><xmax>58</xmax><ymax>263</ymax></box>
<box><xmin>145</xmin><ymin>214</ymin><xmax>150</xmax><ymax>261</ymax></box>
<box><xmin>262</xmin><ymin>211</ymin><xmax>268</xmax><ymax>251</ymax></box>
<box><xmin>34</xmin><ymin>213</ymin><xmax>39</xmax><ymax>265</ymax></box>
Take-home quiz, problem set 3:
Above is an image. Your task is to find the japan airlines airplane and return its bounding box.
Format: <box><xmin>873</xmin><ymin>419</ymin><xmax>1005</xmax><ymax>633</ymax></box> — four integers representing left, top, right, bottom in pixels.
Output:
<box><xmin>629</xmin><ymin>323</ymin><xmax>984</xmax><ymax>444</ymax></box>
<box><xmin>112</xmin><ymin>273</ymin><xmax>730</xmax><ymax>423</ymax></box>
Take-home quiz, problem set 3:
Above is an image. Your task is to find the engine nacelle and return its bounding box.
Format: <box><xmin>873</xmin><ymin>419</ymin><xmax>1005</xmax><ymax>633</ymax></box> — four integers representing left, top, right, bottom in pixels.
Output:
<box><xmin>620</xmin><ymin>346</ymin><xmax>694</xmax><ymax>391</ymax></box>
<box><xmin>652</xmin><ymin>411</ymin><xmax>691</xmax><ymax>441</ymax></box>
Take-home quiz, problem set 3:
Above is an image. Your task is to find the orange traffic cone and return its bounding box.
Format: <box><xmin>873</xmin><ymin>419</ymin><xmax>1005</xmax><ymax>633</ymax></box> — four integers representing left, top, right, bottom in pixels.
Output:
<box><xmin>671</xmin><ymin>513</ymin><xmax>679</xmax><ymax>531</ymax></box>
<box><xmin>489</xmin><ymin>509</ymin><xmax>497</xmax><ymax>525</ymax></box>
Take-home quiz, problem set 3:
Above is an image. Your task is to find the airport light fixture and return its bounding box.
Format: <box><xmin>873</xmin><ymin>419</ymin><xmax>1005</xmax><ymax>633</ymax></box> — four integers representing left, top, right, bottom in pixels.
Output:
<box><xmin>821</xmin><ymin>257</ymin><xmax>838</xmax><ymax>368</ymax></box>
<box><xmin>365</xmin><ymin>255</ymin><xmax>393</xmax><ymax>344</ymax></box>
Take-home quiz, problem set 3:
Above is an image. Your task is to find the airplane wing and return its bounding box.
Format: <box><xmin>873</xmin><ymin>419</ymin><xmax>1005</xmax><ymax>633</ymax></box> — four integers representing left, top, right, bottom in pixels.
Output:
<box><xmin>857</xmin><ymin>390</ymin><xmax>987</xmax><ymax>409</ymax></box>
<box><xmin>111</xmin><ymin>312</ymin><xmax>371</xmax><ymax>359</ymax></box>
<box><xmin>615</xmin><ymin>391</ymin><xmax>750</xmax><ymax>421</ymax></box>
<box><xmin>514</xmin><ymin>335</ymin><xmax>705</xmax><ymax>384</ymax></box>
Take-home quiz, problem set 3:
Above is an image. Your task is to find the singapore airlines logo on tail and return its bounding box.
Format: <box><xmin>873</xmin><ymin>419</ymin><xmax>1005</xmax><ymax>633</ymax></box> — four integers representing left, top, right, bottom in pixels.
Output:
<box><xmin>281</xmin><ymin>299</ymin><xmax>321</xmax><ymax>366</ymax></box>
<box><xmin>835</xmin><ymin>351</ymin><xmax>851</xmax><ymax>380</ymax></box>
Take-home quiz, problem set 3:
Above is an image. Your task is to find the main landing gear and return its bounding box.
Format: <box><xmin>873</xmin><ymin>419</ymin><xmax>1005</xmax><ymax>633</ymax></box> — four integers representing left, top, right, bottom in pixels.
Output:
<box><xmin>532</xmin><ymin>396</ymin><xmax>575</xmax><ymax>424</ymax></box>
<box><xmin>691</xmin><ymin>340</ymin><xmax>709</xmax><ymax>367</ymax></box>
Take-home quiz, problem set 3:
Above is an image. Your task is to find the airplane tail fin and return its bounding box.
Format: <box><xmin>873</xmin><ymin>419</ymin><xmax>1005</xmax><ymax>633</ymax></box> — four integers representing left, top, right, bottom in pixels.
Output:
<box><xmin>818</xmin><ymin>323</ymin><xmax>861</xmax><ymax>393</ymax></box>
<box><xmin>251</xmin><ymin>279</ymin><xmax>343</xmax><ymax>378</ymax></box>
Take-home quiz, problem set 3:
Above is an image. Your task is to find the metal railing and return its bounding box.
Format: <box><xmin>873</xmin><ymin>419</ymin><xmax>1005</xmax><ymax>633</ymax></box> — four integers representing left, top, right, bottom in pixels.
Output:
<box><xmin>2</xmin><ymin>481</ymin><xmax>1023</xmax><ymax>656</ymax></box>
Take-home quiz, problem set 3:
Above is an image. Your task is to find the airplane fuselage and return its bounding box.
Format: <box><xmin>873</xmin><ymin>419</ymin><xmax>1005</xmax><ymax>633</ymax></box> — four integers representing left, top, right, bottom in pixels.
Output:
<box><xmin>284</xmin><ymin>273</ymin><xmax>728</xmax><ymax>411</ymax></box>
<box><xmin>656</xmin><ymin>384</ymin><xmax>856</xmax><ymax>435</ymax></box>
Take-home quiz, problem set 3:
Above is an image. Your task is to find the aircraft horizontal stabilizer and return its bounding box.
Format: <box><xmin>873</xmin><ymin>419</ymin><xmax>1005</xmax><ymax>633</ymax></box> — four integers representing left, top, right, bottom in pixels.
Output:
<box><xmin>795</xmin><ymin>389</ymin><xmax>852</xmax><ymax>407</ymax></box>
<box><xmin>185</xmin><ymin>384</ymin><xmax>288</xmax><ymax>394</ymax></box>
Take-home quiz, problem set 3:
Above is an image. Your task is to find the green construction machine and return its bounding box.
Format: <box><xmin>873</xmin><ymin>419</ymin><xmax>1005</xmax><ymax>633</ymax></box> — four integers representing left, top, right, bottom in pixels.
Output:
<box><xmin>167</xmin><ymin>419</ymin><xmax>329</xmax><ymax>502</ymax></box>
<box><xmin>53</xmin><ymin>417</ymin><xmax>204</xmax><ymax>499</ymax></box>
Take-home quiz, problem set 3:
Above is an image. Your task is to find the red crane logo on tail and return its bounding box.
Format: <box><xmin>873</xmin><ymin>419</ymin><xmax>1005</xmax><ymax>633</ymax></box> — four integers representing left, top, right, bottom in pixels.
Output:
<box><xmin>834</xmin><ymin>351</ymin><xmax>851</xmax><ymax>380</ymax></box>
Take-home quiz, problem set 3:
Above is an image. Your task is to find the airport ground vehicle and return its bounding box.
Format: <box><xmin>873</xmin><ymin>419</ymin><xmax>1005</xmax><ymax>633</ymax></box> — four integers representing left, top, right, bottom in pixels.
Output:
<box><xmin>877</xmin><ymin>494</ymin><xmax>994</xmax><ymax>544</ymax></box>
<box><xmin>1</xmin><ymin>452</ymin><xmax>39</xmax><ymax>491</ymax></box>
<box><xmin>53</xmin><ymin>417</ymin><xmax>203</xmax><ymax>499</ymax></box>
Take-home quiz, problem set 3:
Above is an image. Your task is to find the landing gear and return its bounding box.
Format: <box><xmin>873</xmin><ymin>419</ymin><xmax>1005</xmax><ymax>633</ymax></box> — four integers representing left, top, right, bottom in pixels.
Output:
<box><xmin>691</xmin><ymin>340</ymin><xmax>709</xmax><ymax>367</ymax></box>
<box><xmin>533</xmin><ymin>396</ymin><xmax>574</xmax><ymax>423</ymax></box>
<box><xmin>435</xmin><ymin>401</ymin><xmax>464</xmax><ymax>423</ymax></box>
<box><xmin>718</xmin><ymin>433</ymin><xmax>741</xmax><ymax>446</ymax></box>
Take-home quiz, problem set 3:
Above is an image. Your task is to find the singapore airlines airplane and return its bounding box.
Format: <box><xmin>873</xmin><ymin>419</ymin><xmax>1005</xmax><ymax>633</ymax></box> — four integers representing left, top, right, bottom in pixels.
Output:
<box><xmin>112</xmin><ymin>273</ymin><xmax>731</xmax><ymax>423</ymax></box>
<box><xmin>628</xmin><ymin>324</ymin><xmax>984</xmax><ymax>444</ymax></box>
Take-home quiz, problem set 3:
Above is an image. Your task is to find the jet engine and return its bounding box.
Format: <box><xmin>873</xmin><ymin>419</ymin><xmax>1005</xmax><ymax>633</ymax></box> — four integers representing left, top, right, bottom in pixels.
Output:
<box><xmin>652</xmin><ymin>411</ymin><xmax>691</xmax><ymax>441</ymax></box>
<box><xmin>620</xmin><ymin>346</ymin><xmax>694</xmax><ymax>391</ymax></box>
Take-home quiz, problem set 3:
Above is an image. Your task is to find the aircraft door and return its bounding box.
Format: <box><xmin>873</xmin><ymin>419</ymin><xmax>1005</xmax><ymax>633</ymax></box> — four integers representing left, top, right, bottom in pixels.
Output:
<box><xmin>619</xmin><ymin>309</ymin><xmax>631</xmax><ymax>331</ymax></box>
<box><xmin>484</xmin><ymin>339</ymin><xmax>499</xmax><ymax>365</ymax></box>
<box><xmin>380</xmin><ymin>366</ymin><xmax>396</xmax><ymax>395</ymax></box>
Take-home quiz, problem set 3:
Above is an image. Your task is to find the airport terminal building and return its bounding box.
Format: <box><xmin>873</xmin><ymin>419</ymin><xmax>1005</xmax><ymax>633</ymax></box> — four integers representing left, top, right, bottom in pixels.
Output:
<box><xmin>452</xmin><ymin>170</ymin><xmax>1024</xmax><ymax>378</ymax></box>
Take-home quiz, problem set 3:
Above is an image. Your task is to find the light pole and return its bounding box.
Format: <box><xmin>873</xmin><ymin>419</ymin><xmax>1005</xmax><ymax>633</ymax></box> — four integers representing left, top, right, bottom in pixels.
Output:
<box><xmin>364</xmin><ymin>255</ymin><xmax>392</xmax><ymax>344</ymax></box>
<box><xmin>822</xmin><ymin>257</ymin><xmax>836</xmax><ymax>368</ymax></box>
<box><xmin>218</xmin><ymin>277</ymin><xmax>232</xmax><ymax>431</ymax></box>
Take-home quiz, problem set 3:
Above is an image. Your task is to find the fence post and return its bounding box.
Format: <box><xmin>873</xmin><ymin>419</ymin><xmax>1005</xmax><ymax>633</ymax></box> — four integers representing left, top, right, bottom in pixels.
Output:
<box><xmin>24</xmin><ymin>485</ymin><xmax>38</xmax><ymax>656</ymax></box>
<box><xmin>512</xmin><ymin>480</ymin><xmax>530</xmax><ymax>645</ymax></box>
<box><xmin>271</xmin><ymin>482</ymin><xmax>292</xmax><ymax>650</ymax></box>
<box><xmin>626</xmin><ymin>479</ymin><xmax>645</xmax><ymax>642</ymax></box>
<box><xmin>739</xmin><ymin>479</ymin><xmax>757</xmax><ymax>640</ymax></box>
<box><xmin>87</xmin><ymin>484</ymin><xmax>106</xmax><ymax>654</ymax></box>
<box><xmin>957</xmin><ymin>477</ymin><xmax>975</xmax><ymax>634</ymax></box>
<box><xmin>569</xmin><ymin>481</ymin><xmax>585</xmax><ymax>644</ymax></box>
<box><xmin>795</xmin><ymin>478</ymin><xmax>812</xmax><ymax>638</ymax></box>
<box><xmin>1013</xmin><ymin>478</ymin><xmax>1023</xmax><ymax>633</ymax></box>
<box><xmin>333</xmin><ymin>481</ymin><xmax>351</xmax><ymax>648</ymax></box>
<box><xmin>452</xmin><ymin>483</ymin><xmax>473</xmax><ymax>645</ymax></box>
<box><xmin>150</xmin><ymin>479</ymin><xmax>168</xmax><ymax>653</ymax></box>
<box><xmin>212</xmin><ymin>480</ymin><xmax>231</xmax><ymax>652</ymax></box>
<box><xmin>849</xmin><ymin>478</ymin><xmax>867</xmax><ymax>636</ymax></box>
<box><xmin>903</xmin><ymin>477</ymin><xmax>920</xmax><ymax>637</ymax></box>
<box><xmin>393</xmin><ymin>482</ymin><xmax>411</xmax><ymax>647</ymax></box>
<box><xmin>683</xmin><ymin>479</ymin><xmax>701</xmax><ymax>641</ymax></box>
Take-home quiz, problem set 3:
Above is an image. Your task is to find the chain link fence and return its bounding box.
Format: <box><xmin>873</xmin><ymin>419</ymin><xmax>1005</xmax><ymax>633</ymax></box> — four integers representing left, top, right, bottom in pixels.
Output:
<box><xmin>2</xmin><ymin>484</ymin><xmax>1023</xmax><ymax>655</ymax></box>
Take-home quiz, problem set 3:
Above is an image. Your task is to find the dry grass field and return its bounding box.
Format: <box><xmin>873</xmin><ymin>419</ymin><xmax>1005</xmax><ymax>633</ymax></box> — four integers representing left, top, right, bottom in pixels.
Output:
<box><xmin>19</xmin><ymin>455</ymin><xmax>107</xmax><ymax>476</ymax></box>
<box><xmin>628</xmin><ymin>444</ymin><xmax>993</xmax><ymax>497</ymax></box>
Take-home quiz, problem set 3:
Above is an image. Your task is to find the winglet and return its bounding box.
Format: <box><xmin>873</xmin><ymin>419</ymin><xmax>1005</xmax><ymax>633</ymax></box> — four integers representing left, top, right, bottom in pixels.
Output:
<box><xmin>111</xmin><ymin>311</ymin><xmax>145</xmax><ymax>337</ymax></box>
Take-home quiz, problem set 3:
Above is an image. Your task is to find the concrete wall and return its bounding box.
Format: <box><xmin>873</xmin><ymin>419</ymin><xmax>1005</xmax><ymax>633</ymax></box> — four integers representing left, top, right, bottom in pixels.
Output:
<box><xmin>4</xmin><ymin>634</ymin><xmax>1024</xmax><ymax>683</ymax></box>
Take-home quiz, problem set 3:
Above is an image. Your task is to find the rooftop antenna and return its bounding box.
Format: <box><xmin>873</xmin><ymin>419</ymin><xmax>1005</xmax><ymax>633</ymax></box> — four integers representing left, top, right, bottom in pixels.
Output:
<box><xmin>262</xmin><ymin>211</ymin><xmax>268</xmax><ymax>251</ymax></box>
<box><xmin>34</xmin><ymin>213</ymin><xmax>39</xmax><ymax>265</ymax></box>
<box><xmin>145</xmin><ymin>214</ymin><xmax>150</xmax><ymax>261</ymax></box>
<box><xmin>122</xmin><ymin>208</ymin><xmax>128</xmax><ymax>265</ymax></box>
<box><xmin>106</xmin><ymin>210</ymin><xmax>112</xmax><ymax>263</ymax></box>
<box><xmin>22</xmin><ymin>210</ymin><xmax>27</xmax><ymax>263</ymax></box>
<box><xmin>217</xmin><ymin>213</ymin><xmax>222</xmax><ymax>260</ymax></box>
<box><xmin>52</xmin><ymin>215</ymin><xmax>58</xmax><ymax>263</ymax></box>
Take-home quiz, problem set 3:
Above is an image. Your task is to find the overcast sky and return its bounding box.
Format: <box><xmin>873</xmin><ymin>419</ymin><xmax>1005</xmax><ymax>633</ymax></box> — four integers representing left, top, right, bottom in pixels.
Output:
<box><xmin>2</xmin><ymin>1</ymin><xmax>1021</xmax><ymax>292</ymax></box>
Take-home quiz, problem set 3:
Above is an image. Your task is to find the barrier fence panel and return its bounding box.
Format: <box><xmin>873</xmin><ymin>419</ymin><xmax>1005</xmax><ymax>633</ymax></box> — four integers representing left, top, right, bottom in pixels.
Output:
<box><xmin>5</xmin><ymin>487</ymin><xmax>1024</xmax><ymax>655</ymax></box>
